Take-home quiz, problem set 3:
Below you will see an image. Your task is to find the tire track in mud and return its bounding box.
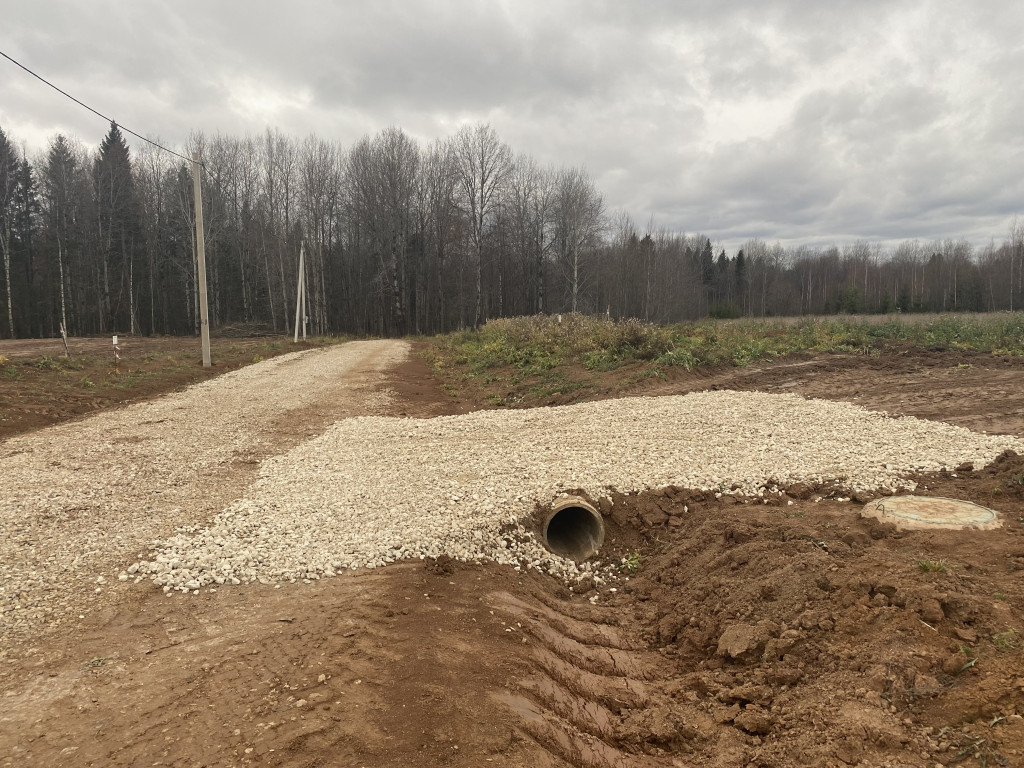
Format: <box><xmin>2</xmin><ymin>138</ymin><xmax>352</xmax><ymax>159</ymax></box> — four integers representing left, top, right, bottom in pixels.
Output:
<box><xmin>491</xmin><ymin>590</ymin><xmax>677</xmax><ymax>768</ymax></box>
<box><xmin>0</xmin><ymin>562</ymin><xmax>574</xmax><ymax>768</ymax></box>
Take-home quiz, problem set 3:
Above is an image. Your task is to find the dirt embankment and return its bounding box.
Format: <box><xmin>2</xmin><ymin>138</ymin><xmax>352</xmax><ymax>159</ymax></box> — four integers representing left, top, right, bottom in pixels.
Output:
<box><xmin>6</xmin><ymin>459</ymin><xmax>1021</xmax><ymax>768</ymax></box>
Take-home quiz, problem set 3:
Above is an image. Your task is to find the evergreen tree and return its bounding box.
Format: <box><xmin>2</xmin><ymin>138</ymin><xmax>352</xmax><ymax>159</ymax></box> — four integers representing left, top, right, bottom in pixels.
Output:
<box><xmin>12</xmin><ymin>157</ymin><xmax>41</xmax><ymax>334</ymax></box>
<box><xmin>699</xmin><ymin>237</ymin><xmax>715</xmax><ymax>285</ymax></box>
<box><xmin>735</xmin><ymin>248</ymin><xmax>746</xmax><ymax>312</ymax></box>
<box><xmin>94</xmin><ymin>122</ymin><xmax>140</xmax><ymax>332</ymax></box>
<box><xmin>43</xmin><ymin>135</ymin><xmax>84</xmax><ymax>335</ymax></box>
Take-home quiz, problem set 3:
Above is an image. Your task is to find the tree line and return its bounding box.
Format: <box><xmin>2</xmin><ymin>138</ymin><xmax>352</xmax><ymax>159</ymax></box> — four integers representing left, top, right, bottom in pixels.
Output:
<box><xmin>1</xmin><ymin>121</ymin><xmax>1022</xmax><ymax>340</ymax></box>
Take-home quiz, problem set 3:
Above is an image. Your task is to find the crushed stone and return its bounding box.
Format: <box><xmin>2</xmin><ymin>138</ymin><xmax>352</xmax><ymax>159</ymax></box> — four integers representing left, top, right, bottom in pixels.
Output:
<box><xmin>133</xmin><ymin>390</ymin><xmax>1024</xmax><ymax>591</ymax></box>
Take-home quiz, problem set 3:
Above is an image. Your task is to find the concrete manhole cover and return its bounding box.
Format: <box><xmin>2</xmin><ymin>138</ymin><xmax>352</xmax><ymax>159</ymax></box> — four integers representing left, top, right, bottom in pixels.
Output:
<box><xmin>861</xmin><ymin>496</ymin><xmax>1002</xmax><ymax>531</ymax></box>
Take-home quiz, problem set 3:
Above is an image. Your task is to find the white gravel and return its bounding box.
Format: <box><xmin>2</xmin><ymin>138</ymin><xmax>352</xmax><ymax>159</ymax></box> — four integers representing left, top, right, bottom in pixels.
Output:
<box><xmin>135</xmin><ymin>390</ymin><xmax>1024</xmax><ymax>591</ymax></box>
<box><xmin>0</xmin><ymin>340</ymin><xmax>405</xmax><ymax>644</ymax></box>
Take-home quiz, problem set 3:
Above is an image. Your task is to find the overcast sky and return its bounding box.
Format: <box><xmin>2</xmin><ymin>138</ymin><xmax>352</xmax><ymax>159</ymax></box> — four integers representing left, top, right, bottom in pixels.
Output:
<box><xmin>3</xmin><ymin>0</ymin><xmax>1022</xmax><ymax>251</ymax></box>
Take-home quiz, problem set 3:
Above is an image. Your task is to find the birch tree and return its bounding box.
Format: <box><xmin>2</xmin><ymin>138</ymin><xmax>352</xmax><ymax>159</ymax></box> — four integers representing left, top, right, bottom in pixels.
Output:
<box><xmin>506</xmin><ymin>155</ymin><xmax>554</xmax><ymax>313</ymax></box>
<box><xmin>452</xmin><ymin>123</ymin><xmax>512</xmax><ymax>327</ymax></box>
<box><xmin>551</xmin><ymin>166</ymin><xmax>604</xmax><ymax>313</ymax></box>
<box><xmin>0</xmin><ymin>127</ymin><xmax>17</xmax><ymax>337</ymax></box>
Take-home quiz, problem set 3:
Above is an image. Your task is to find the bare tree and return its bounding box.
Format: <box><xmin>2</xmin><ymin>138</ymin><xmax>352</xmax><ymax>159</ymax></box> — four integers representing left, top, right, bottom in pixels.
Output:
<box><xmin>347</xmin><ymin>127</ymin><xmax>420</xmax><ymax>334</ymax></box>
<box><xmin>505</xmin><ymin>154</ymin><xmax>554</xmax><ymax>313</ymax></box>
<box><xmin>452</xmin><ymin>123</ymin><xmax>512</xmax><ymax>327</ymax></box>
<box><xmin>261</xmin><ymin>129</ymin><xmax>299</xmax><ymax>333</ymax></box>
<box><xmin>298</xmin><ymin>134</ymin><xmax>343</xmax><ymax>333</ymax></box>
<box><xmin>551</xmin><ymin>166</ymin><xmax>604</xmax><ymax>313</ymax></box>
<box><xmin>0</xmin><ymin>127</ymin><xmax>18</xmax><ymax>337</ymax></box>
<box><xmin>417</xmin><ymin>139</ymin><xmax>460</xmax><ymax>332</ymax></box>
<box><xmin>1010</xmin><ymin>217</ymin><xmax>1023</xmax><ymax>312</ymax></box>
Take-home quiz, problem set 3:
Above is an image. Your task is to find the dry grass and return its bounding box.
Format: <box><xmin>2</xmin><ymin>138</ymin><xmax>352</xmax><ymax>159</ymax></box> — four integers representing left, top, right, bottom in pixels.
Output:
<box><xmin>424</xmin><ymin>312</ymin><xmax>1024</xmax><ymax>406</ymax></box>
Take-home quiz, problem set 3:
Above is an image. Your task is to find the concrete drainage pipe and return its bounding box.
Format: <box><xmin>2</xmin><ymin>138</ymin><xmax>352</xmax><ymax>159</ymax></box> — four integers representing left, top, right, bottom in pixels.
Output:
<box><xmin>541</xmin><ymin>497</ymin><xmax>605</xmax><ymax>562</ymax></box>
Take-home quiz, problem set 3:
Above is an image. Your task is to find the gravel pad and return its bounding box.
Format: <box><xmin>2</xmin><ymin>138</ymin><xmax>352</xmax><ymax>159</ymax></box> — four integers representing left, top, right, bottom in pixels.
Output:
<box><xmin>136</xmin><ymin>390</ymin><xmax>1024</xmax><ymax>590</ymax></box>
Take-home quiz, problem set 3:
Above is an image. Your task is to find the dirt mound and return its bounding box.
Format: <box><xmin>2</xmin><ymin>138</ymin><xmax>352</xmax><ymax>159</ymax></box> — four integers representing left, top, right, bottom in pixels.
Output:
<box><xmin>495</xmin><ymin>465</ymin><xmax>1024</xmax><ymax>766</ymax></box>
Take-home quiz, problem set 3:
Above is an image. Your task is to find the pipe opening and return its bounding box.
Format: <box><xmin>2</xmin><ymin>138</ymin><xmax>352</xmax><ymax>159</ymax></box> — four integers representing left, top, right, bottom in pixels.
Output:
<box><xmin>542</xmin><ymin>499</ymin><xmax>605</xmax><ymax>562</ymax></box>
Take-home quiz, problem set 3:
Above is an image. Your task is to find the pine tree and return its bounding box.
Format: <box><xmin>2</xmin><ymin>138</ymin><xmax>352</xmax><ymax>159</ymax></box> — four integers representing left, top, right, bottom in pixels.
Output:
<box><xmin>735</xmin><ymin>248</ymin><xmax>746</xmax><ymax>314</ymax></box>
<box><xmin>43</xmin><ymin>135</ymin><xmax>82</xmax><ymax>335</ymax></box>
<box><xmin>13</xmin><ymin>157</ymin><xmax>41</xmax><ymax>334</ymax></box>
<box><xmin>94</xmin><ymin>122</ymin><xmax>140</xmax><ymax>333</ymax></box>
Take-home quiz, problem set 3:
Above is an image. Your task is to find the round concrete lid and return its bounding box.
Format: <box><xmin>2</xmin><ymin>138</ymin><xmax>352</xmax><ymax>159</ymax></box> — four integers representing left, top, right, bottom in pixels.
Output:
<box><xmin>861</xmin><ymin>495</ymin><xmax>1002</xmax><ymax>531</ymax></box>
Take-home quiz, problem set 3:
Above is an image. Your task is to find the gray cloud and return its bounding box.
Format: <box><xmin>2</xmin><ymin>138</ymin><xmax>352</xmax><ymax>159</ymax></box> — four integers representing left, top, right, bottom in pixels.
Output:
<box><xmin>2</xmin><ymin>0</ymin><xmax>1023</xmax><ymax>251</ymax></box>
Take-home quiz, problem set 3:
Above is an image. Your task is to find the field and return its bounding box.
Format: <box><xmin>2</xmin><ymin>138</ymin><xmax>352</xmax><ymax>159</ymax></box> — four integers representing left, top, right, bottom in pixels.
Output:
<box><xmin>2</xmin><ymin>316</ymin><xmax>1024</xmax><ymax>768</ymax></box>
<box><xmin>426</xmin><ymin>313</ymin><xmax>1024</xmax><ymax>409</ymax></box>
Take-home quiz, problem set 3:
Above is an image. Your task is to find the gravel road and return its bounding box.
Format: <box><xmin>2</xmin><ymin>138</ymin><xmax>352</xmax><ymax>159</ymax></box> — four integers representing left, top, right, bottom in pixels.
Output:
<box><xmin>136</xmin><ymin>390</ymin><xmax>1024</xmax><ymax>590</ymax></box>
<box><xmin>0</xmin><ymin>340</ymin><xmax>406</xmax><ymax>648</ymax></box>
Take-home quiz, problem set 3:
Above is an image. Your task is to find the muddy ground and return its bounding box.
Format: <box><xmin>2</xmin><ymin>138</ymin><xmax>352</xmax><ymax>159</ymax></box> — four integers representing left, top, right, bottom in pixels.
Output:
<box><xmin>1</xmin><ymin>341</ymin><xmax>1023</xmax><ymax>767</ymax></box>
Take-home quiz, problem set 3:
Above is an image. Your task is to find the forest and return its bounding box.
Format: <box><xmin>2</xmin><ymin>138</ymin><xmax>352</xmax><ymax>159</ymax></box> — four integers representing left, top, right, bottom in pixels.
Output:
<box><xmin>1</xmin><ymin>121</ymin><xmax>1022</xmax><ymax>340</ymax></box>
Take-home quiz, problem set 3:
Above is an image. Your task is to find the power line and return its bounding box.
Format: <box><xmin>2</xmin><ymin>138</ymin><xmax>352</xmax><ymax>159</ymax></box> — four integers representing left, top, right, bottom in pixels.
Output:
<box><xmin>0</xmin><ymin>48</ymin><xmax>196</xmax><ymax>165</ymax></box>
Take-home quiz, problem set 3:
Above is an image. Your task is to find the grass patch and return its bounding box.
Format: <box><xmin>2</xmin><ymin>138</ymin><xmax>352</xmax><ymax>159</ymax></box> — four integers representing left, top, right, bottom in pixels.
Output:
<box><xmin>618</xmin><ymin>550</ymin><xmax>643</xmax><ymax>574</ymax></box>
<box><xmin>110</xmin><ymin>369</ymin><xmax>153</xmax><ymax>390</ymax></box>
<box><xmin>34</xmin><ymin>356</ymin><xmax>82</xmax><ymax>371</ymax></box>
<box><xmin>992</xmin><ymin>629</ymin><xmax>1019</xmax><ymax>651</ymax></box>
<box><xmin>0</xmin><ymin>355</ymin><xmax>17</xmax><ymax>380</ymax></box>
<box><xmin>426</xmin><ymin>312</ymin><xmax>1024</xmax><ymax>406</ymax></box>
<box><xmin>918</xmin><ymin>558</ymin><xmax>948</xmax><ymax>573</ymax></box>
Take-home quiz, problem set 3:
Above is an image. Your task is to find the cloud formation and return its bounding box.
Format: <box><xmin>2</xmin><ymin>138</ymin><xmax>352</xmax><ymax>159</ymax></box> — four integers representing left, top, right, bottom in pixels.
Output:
<box><xmin>3</xmin><ymin>0</ymin><xmax>1022</xmax><ymax>250</ymax></box>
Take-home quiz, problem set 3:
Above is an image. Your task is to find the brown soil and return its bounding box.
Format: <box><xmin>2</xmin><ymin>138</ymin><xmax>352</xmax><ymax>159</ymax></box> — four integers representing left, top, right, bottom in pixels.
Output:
<box><xmin>639</xmin><ymin>347</ymin><xmax>1024</xmax><ymax>438</ymax></box>
<box><xmin>451</xmin><ymin>346</ymin><xmax>1024</xmax><ymax>437</ymax></box>
<box><xmin>2</xmin><ymin>342</ymin><xmax>1024</xmax><ymax>768</ymax></box>
<box><xmin>0</xmin><ymin>335</ymin><xmax>342</xmax><ymax>440</ymax></box>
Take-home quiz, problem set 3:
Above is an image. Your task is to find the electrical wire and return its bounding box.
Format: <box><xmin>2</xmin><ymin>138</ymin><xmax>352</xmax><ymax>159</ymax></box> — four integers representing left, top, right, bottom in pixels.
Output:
<box><xmin>0</xmin><ymin>48</ymin><xmax>197</xmax><ymax>165</ymax></box>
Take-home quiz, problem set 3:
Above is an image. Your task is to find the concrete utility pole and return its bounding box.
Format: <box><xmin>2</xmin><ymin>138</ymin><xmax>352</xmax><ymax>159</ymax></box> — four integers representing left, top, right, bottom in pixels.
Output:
<box><xmin>293</xmin><ymin>241</ymin><xmax>307</xmax><ymax>343</ymax></box>
<box><xmin>192</xmin><ymin>153</ymin><xmax>212</xmax><ymax>367</ymax></box>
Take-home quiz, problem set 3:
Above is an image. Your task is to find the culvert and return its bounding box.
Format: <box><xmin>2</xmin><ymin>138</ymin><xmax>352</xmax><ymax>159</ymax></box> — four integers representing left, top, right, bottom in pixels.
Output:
<box><xmin>541</xmin><ymin>497</ymin><xmax>605</xmax><ymax>562</ymax></box>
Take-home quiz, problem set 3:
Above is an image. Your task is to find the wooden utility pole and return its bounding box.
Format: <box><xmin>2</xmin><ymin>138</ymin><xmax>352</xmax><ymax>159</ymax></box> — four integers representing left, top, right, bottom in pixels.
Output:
<box><xmin>192</xmin><ymin>154</ymin><xmax>212</xmax><ymax>367</ymax></box>
<box><xmin>293</xmin><ymin>241</ymin><xmax>307</xmax><ymax>343</ymax></box>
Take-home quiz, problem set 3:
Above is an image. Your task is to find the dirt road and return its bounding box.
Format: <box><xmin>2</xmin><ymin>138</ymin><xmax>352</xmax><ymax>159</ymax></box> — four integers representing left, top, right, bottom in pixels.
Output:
<box><xmin>2</xmin><ymin>344</ymin><xmax>1024</xmax><ymax>768</ymax></box>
